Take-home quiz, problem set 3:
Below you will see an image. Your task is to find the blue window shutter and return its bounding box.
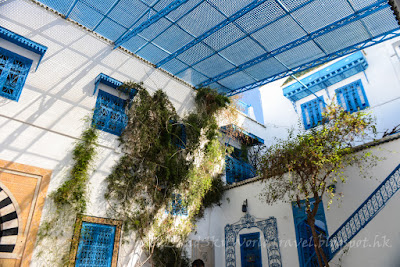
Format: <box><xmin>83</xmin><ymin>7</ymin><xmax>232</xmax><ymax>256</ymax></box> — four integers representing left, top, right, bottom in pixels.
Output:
<box><xmin>0</xmin><ymin>47</ymin><xmax>32</xmax><ymax>102</ymax></box>
<box><xmin>240</xmin><ymin>232</ymin><xmax>262</xmax><ymax>267</ymax></box>
<box><xmin>93</xmin><ymin>90</ymin><xmax>128</xmax><ymax>136</ymax></box>
<box><xmin>335</xmin><ymin>80</ymin><xmax>369</xmax><ymax>113</ymax></box>
<box><xmin>301</xmin><ymin>96</ymin><xmax>326</xmax><ymax>130</ymax></box>
<box><xmin>76</xmin><ymin>222</ymin><xmax>116</xmax><ymax>267</ymax></box>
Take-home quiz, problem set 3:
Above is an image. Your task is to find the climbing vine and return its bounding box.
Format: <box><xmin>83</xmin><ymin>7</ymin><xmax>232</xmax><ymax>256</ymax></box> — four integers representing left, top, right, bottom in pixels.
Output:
<box><xmin>105</xmin><ymin>86</ymin><xmax>230</xmax><ymax>266</ymax></box>
<box><xmin>35</xmin><ymin>121</ymin><xmax>99</xmax><ymax>266</ymax></box>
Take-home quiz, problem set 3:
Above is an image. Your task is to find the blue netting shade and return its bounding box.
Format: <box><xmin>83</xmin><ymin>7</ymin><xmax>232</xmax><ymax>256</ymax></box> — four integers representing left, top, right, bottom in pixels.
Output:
<box><xmin>37</xmin><ymin>0</ymin><xmax>400</xmax><ymax>95</ymax></box>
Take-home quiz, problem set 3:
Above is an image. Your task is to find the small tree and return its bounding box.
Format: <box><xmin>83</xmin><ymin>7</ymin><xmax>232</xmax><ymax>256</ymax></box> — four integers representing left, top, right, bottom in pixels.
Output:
<box><xmin>259</xmin><ymin>104</ymin><xmax>377</xmax><ymax>267</ymax></box>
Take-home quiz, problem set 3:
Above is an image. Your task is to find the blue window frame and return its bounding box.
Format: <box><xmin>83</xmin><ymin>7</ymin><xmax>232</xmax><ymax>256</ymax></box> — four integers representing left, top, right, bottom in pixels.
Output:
<box><xmin>292</xmin><ymin>199</ymin><xmax>329</xmax><ymax>267</ymax></box>
<box><xmin>0</xmin><ymin>47</ymin><xmax>32</xmax><ymax>101</ymax></box>
<box><xmin>240</xmin><ymin>232</ymin><xmax>262</xmax><ymax>267</ymax></box>
<box><xmin>92</xmin><ymin>90</ymin><xmax>128</xmax><ymax>136</ymax></box>
<box><xmin>168</xmin><ymin>194</ymin><xmax>188</xmax><ymax>216</ymax></box>
<box><xmin>301</xmin><ymin>96</ymin><xmax>326</xmax><ymax>130</ymax></box>
<box><xmin>76</xmin><ymin>222</ymin><xmax>116</xmax><ymax>267</ymax></box>
<box><xmin>336</xmin><ymin>80</ymin><xmax>369</xmax><ymax>113</ymax></box>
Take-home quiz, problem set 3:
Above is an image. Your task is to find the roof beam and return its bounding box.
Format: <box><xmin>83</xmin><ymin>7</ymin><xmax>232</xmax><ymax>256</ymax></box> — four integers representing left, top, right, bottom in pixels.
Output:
<box><xmin>155</xmin><ymin>0</ymin><xmax>268</xmax><ymax>68</ymax></box>
<box><xmin>200</xmin><ymin>0</ymin><xmax>389</xmax><ymax>87</ymax></box>
<box><xmin>92</xmin><ymin>0</ymin><xmax>122</xmax><ymax>31</ymax></box>
<box><xmin>113</xmin><ymin>0</ymin><xmax>190</xmax><ymax>48</ymax></box>
<box><xmin>226</xmin><ymin>28</ymin><xmax>400</xmax><ymax>96</ymax></box>
<box><xmin>64</xmin><ymin>0</ymin><xmax>79</xmax><ymax>19</ymax></box>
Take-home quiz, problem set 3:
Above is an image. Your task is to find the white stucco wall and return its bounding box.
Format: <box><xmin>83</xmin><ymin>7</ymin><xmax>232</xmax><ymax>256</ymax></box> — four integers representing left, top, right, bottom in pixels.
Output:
<box><xmin>0</xmin><ymin>0</ymin><xmax>196</xmax><ymax>266</ymax></box>
<box><xmin>191</xmin><ymin>136</ymin><xmax>400</xmax><ymax>267</ymax></box>
<box><xmin>1</xmin><ymin>1</ymin><xmax>400</xmax><ymax>267</ymax></box>
<box><xmin>259</xmin><ymin>38</ymin><xmax>400</xmax><ymax>146</ymax></box>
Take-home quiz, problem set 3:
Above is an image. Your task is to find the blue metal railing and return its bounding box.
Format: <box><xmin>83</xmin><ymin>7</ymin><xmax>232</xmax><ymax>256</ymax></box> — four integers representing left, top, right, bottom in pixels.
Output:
<box><xmin>328</xmin><ymin>164</ymin><xmax>400</xmax><ymax>258</ymax></box>
<box><xmin>225</xmin><ymin>156</ymin><xmax>256</xmax><ymax>184</ymax></box>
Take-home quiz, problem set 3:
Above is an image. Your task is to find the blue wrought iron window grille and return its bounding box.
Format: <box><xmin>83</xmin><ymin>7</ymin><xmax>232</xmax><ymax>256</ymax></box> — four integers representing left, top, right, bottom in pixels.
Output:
<box><xmin>225</xmin><ymin>146</ymin><xmax>256</xmax><ymax>184</ymax></box>
<box><xmin>76</xmin><ymin>222</ymin><xmax>116</xmax><ymax>267</ymax></box>
<box><xmin>168</xmin><ymin>193</ymin><xmax>188</xmax><ymax>216</ymax></box>
<box><xmin>92</xmin><ymin>90</ymin><xmax>128</xmax><ymax>136</ymax></box>
<box><xmin>335</xmin><ymin>80</ymin><xmax>369</xmax><ymax>113</ymax></box>
<box><xmin>0</xmin><ymin>47</ymin><xmax>32</xmax><ymax>102</ymax></box>
<box><xmin>292</xmin><ymin>199</ymin><xmax>329</xmax><ymax>267</ymax></box>
<box><xmin>301</xmin><ymin>96</ymin><xmax>326</xmax><ymax>130</ymax></box>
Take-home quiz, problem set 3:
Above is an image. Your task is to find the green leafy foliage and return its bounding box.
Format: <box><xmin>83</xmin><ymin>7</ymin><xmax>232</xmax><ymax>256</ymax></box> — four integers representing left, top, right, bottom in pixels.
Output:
<box><xmin>105</xmin><ymin>85</ymin><xmax>229</xmax><ymax>265</ymax></box>
<box><xmin>51</xmin><ymin>126</ymin><xmax>98</xmax><ymax>213</ymax></box>
<box><xmin>259</xmin><ymin>104</ymin><xmax>377</xmax><ymax>267</ymax></box>
<box><xmin>36</xmin><ymin>122</ymin><xmax>99</xmax><ymax>266</ymax></box>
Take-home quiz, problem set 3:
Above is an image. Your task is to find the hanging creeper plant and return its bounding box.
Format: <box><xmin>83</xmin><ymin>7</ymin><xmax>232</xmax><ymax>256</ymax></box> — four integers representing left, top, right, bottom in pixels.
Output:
<box><xmin>105</xmin><ymin>86</ymin><xmax>230</xmax><ymax>266</ymax></box>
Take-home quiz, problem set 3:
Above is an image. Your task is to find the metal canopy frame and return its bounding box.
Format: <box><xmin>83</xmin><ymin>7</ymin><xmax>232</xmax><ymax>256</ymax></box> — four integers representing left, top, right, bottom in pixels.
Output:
<box><xmin>36</xmin><ymin>0</ymin><xmax>400</xmax><ymax>95</ymax></box>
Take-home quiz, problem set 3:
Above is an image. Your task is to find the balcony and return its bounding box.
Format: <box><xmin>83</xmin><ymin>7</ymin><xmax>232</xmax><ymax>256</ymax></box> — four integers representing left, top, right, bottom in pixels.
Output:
<box><xmin>225</xmin><ymin>156</ymin><xmax>256</xmax><ymax>185</ymax></box>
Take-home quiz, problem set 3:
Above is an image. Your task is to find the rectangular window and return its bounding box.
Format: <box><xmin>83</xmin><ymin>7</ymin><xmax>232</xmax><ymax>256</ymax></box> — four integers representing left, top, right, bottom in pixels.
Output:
<box><xmin>292</xmin><ymin>199</ymin><xmax>329</xmax><ymax>267</ymax></box>
<box><xmin>335</xmin><ymin>79</ymin><xmax>369</xmax><ymax>113</ymax></box>
<box><xmin>69</xmin><ymin>216</ymin><xmax>122</xmax><ymax>267</ymax></box>
<box><xmin>301</xmin><ymin>96</ymin><xmax>326</xmax><ymax>130</ymax></box>
<box><xmin>92</xmin><ymin>90</ymin><xmax>128</xmax><ymax>136</ymax></box>
<box><xmin>0</xmin><ymin>47</ymin><xmax>32</xmax><ymax>101</ymax></box>
<box><xmin>76</xmin><ymin>222</ymin><xmax>116</xmax><ymax>267</ymax></box>
<box><xmin>168</xmin><ymin>194</ymin><xmax>188</xmax><ymax>216</ymax></box>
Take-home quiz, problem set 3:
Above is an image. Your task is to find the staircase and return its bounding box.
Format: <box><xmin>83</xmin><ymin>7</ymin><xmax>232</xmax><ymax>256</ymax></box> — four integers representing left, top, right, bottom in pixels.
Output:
<box><xmin>328</xmin><ymin>164</ymin><xmax>400</xmax><ymax>258</ymax></box>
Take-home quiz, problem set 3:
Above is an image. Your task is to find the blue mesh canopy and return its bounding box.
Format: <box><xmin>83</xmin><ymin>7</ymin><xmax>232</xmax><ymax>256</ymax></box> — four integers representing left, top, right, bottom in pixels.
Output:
<box><xmin>36</xmin><ymin>0</ymin><xmax>400</xmax><ymax>95</ymax></box>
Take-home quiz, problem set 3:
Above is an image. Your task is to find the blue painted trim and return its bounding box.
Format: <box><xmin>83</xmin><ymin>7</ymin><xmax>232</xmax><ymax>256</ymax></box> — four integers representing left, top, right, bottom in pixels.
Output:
<box><xmin>200</xmin><ymin>1</ymin><xmax>388</xmax><ymax>89</ymax></box>
<box><xmin>240</xmin><ymin>232</ymin><xmax>262</xmax><ymax>267</ymax></box>
<box><xmin>0</xmin><ymin>47</ymin><xmax>32</xmax><ymax>102</ymax></box>
<box><xmin>114</xmin><ymin>0</ymin><xmax>190</xmax><ymax>48</ymax></box>
<box><xmin>328</xmin><ymin>164</ymin><xmax>400</xmax><ymax>258</ymax></box>
<box><xmin>0</xmin><ymin>26</ymin><xmax>47</xmax><ymax>70</ymax></box>
<box><xmin>93</xmin><ymin>73</ymin><xmax>138</xmax><ymax>99</ymax></box>
<box><xmin>94</xmin><ymin>73</ymin><xmax>123</xmax><ymax>95</ymax></box>
<box><xmin>283</xmin><ymin>52</ymin><xmax>368</xmax><ymax>102</ymax></box>
<box><xmin>225</xmin><ymin>214</ymin><xmax>282</xmax><ymax>267</ymax></box>
<box><xmin>155</xmin><ymin>0</ymin><xmax>267</xmax><ymax>67</ymax></box>
<box><xmin>226</xmin><ymin>28</ymin><xmax>400</xmax><ymax>96</ymax></box>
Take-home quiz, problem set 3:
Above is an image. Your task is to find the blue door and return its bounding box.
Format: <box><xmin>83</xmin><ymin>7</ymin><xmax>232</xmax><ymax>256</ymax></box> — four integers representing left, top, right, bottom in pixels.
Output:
<box><xmin>292</xmin><ymin>199</ymin><xmax>329</xmax><ymax>267</ymax></box>
<box><xmin>240</xmin><ymin>232</ymin><xmax>262</xmax><ymax>267</ymax></box>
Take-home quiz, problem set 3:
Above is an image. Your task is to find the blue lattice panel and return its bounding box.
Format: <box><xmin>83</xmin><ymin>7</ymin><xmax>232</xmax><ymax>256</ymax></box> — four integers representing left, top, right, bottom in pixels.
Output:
<box><xmin>76</xmin><ymin>222</ymin><xmax>116</xmax><ymax>267</ymax></box>
<box><xmin>93</xmin><ymin>90</ymin><xmax>128</xmax><ymax>136</ymax></box>
<box><xmin>335</xmin><ymin>79</ymin><xmax>369</xmax><ymax>113</ymax></box>
<box><xmin>0</xmin><ymin>48</ymin><xmax>32</xmax><ymax>102</ymax></box>
<box><xmin>225</xmin><ymin>156</ymin><xmax>256</xmax><ymax>184</ymax></box>
<box><xmin>300</xmin><ymin>96</ymin><xmax>326</xmax><ymax>130</ymax></box>
<box><xmin>328</xmin><ymin>164</ymin><xmax>400</xmax><ymax>258</ymax></box>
